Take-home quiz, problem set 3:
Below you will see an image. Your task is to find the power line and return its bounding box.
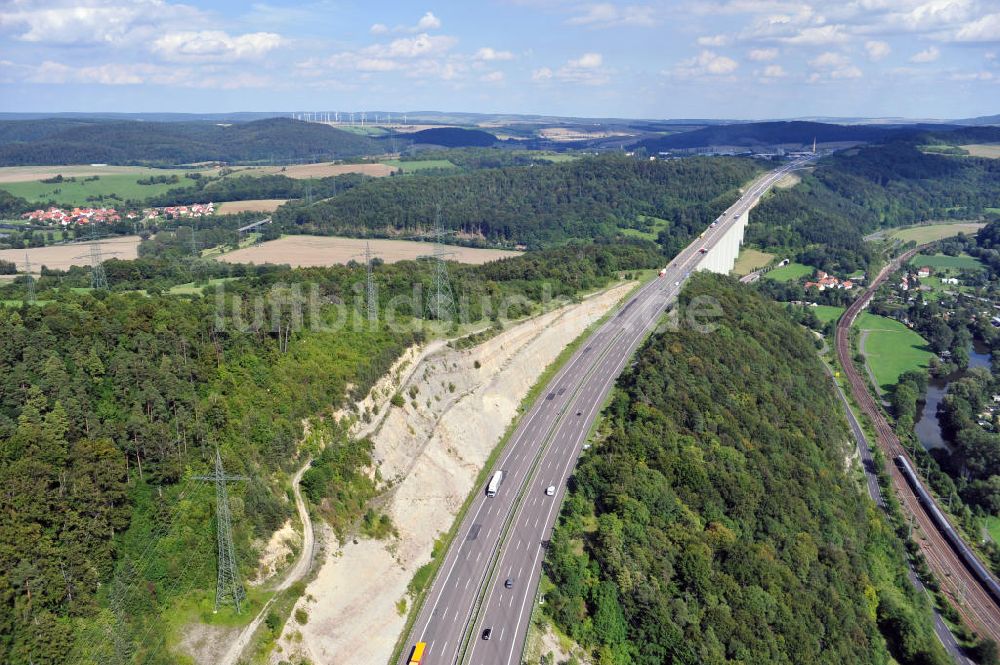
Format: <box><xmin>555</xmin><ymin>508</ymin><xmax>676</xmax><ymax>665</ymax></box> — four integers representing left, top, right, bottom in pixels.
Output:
<box><xmin>193</xmin><ymin>449</ymin><xmax>248</xmax><ymax>614</ymax></box>
<box><xmin>365</xmin><ymin>241</ymin><xmax>377</xmax><ymax>323</ymax></box>
<box><xmin>23</xmin><ymin>251</ymin><xmax>35</xmax><ymax>304</ymax></box>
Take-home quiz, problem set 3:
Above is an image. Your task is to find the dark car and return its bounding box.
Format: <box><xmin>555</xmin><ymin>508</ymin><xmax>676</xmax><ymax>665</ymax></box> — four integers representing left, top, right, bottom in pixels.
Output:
<box><xmin>505</xmin><ymin>578</ymin><xmax>514</xmax><ymax>588</ymax></box>
<box><xmin>482</xmin><ymin>627</ymin><xmax>493</xmax><ymax>640</ymax></box>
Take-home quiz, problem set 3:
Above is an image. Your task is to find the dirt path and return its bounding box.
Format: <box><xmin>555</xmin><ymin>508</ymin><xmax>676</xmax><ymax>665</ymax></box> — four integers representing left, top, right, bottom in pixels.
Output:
<box><xmin>269</xmin><ymin>281</ymin><xmax>634</xmax><ymax>665</ymax></box>
<box><xmin>217</xmin><ymin>457</ymin><xmax>314</xmax><ymax>665</ymax></box>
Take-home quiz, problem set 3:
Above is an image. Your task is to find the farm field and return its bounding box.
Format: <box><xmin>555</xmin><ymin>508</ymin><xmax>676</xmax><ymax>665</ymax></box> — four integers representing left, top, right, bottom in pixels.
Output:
<box><xmin>0</xmin><ymin>236</ymin><xmax>141</xmax><ymax>271</ymax></box>
<box><xmin>216</xmin><ymin>199</ymin><xmax>287</xmax><ymax>215</ymax></box>
<box><xmin>802</xmin><ymin>304</ymin><xmax>844</xmax><ymax>324</ymax></box>
<box><xmin>885</xmin><ymin>222</ymin><xmax>985</xmax><ymax>244</ymax></box>
<box><xmin>383</xmin><ymin>159</ymin><xmax>457</xmax><ymax>173</ymax></box>
<box><xmin>856</xmin><ymin>312</ymin><xmax>933</xmax><ymax>392</ymax></box>
<box><xmin>731</xmin><ymin>247</ymin><xmax>775</xmax><ymax>276</ymax></box>
<box><xmin>214</xmin><ymin>235</ymin><xmax>521</xmax><ymax>267</ymax></box>
<box><xmin>222</xmin><ymin>162</ymin><xmax>395</xmax><ymax>179</ymax></box>
<box><xmin>0</xmin><ymin>165</ymin><xmax>196</xmax><ymax>184</ymax></box>
<box><xmin>765</xmin><ymin>261</ymin><xmax>814</xmax><ymax>281</ymax></box>
<box><xmin>909</xmin><ymin>252</ymin><xmax>985</xmax><ymax>271</ymax></box>
<box><xmin>961</xmin><ymin>144</ymin><xmax>1000</xmax><ymax>158</ymax></box>
<box><xmin>1</xmin><ymin>174</ymin><xmax>193</xmax><ymax>206</ymax></box>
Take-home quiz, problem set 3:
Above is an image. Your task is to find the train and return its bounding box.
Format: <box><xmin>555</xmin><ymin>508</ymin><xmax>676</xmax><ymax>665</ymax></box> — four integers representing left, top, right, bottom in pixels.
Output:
<box><xmin>895</xmin><ymin>455</ymin><xmax>1000</xmax><ymax>606</ymax></box>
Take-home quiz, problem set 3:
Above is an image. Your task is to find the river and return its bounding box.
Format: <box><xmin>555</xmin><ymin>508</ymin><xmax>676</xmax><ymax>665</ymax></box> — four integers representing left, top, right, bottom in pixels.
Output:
<box><xmin>914</xmin><ymin>340</ymin><xmax>991</xmax><ymax>453</ymax></box>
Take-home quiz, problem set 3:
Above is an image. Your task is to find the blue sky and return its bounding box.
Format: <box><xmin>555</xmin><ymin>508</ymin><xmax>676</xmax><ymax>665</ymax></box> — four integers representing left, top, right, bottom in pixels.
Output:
<box><xmin>0</xmin><ymin>0</ymin><xmax>998</xmax><ymax>119</ymax></box>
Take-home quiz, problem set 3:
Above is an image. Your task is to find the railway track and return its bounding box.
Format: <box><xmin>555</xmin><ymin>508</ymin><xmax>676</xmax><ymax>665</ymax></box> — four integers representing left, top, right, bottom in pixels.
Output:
<box><xmin>835</xmin><ymin>248</ymin><xmax>1000</xmax><ymax>642</ymax></box>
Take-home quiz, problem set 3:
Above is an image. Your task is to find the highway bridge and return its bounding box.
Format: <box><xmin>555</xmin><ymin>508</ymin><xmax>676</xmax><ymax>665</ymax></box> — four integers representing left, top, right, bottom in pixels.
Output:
<box><xmin>396</xmin><ymin>156</ymin><xmax>814</xmax><ymax>665</ymax></box>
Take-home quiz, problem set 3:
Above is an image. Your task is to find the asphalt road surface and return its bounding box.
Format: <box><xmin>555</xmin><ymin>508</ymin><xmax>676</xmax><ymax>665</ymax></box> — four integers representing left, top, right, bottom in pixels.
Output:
<box><xmin>398</xmin><ymin>156</ymin><xmax>814</xmax><ymax>665</ymax></box>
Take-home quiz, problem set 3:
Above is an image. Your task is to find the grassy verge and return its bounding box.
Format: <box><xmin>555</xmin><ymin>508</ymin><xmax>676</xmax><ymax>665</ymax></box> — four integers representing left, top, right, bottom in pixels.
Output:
<box><xmin>386</xmin><ymin>273</ymin><xmax>650</xmax><ymax>665</ymax></box>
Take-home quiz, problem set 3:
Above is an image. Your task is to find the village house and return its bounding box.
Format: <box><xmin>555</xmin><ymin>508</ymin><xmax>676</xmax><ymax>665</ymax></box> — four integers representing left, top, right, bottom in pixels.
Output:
<box><xmin>917</xmin><ymin>266</ymin><xmax>932</xmax><ymax>278</ymax></box>
<box><xmin>804</xmin><ymin>270</ymin><xmax>853</xmax><ymax>291</ymax></box>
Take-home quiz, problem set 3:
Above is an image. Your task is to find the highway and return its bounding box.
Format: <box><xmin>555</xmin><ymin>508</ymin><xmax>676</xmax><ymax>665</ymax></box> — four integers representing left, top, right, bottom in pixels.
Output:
<box><xmin>396</xmin><ymin>156</ymin><xmax>814</xmax><ymax>665</ymax></box>
<box><xmin>835</xmin><ymin>250</ymin><xmax>1000</xmax><ymax>643</ymax></box>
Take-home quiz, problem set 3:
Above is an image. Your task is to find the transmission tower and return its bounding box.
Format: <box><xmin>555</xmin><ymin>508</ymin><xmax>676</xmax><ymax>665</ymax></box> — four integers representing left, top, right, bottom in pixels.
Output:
<box><xmin>428</xmin><ymin>207</ymin><xmax>455</xmax><ymax>320</ymax></box>
<box><xmin>23</xmin><ymin>251</ymin><xmax>35</xmax><ymax>304</ymax></box>
<box><xmin>89</xmin><ymin>240</ymin><xmax>109</xmax><ymax>290</ymax></box>
<box><xmin>194</xmin><ymin>449</ymin><xmax>247</xmax><ymax>613</ymax></box>
<box><xmin>365</xmin><ymin>241</ymin><xmax>377</xmax><ymax>323</ymax></box>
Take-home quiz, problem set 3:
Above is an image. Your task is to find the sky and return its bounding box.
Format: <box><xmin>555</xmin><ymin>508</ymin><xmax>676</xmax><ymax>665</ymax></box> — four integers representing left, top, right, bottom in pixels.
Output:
<box><xmin>0</xmin><ymin>0</ymin><xmax>998</xmax><ymax>120</ymax></box>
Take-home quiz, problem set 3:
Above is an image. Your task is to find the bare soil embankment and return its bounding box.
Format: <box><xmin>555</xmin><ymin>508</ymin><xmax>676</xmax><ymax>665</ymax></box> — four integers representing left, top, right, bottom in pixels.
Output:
<box><xmin>270</xmin><ymin>281</ymin><xmax>634</xmax><ymax>665</ymax></box>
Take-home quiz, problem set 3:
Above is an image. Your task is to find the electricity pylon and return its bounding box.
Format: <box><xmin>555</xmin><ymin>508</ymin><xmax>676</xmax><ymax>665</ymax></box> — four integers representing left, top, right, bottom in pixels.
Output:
<box><xmin>23</xmin><ymin>251</ymin><xmax>35</xmax><ymax>304</ymax></box>
<box><xmin>428</xmin><ymin>207</ymin><xmax>455</xmax><ymax>320</ymax></box>
<box><xmin>365</xmin><ymin>241</ymin><xmax>377</xmax><ymax>323</ymax></box>
<box><xmin>194</xmin><ymin>449</ymin><xmax>248</xmax><ymax>613</ymax></box>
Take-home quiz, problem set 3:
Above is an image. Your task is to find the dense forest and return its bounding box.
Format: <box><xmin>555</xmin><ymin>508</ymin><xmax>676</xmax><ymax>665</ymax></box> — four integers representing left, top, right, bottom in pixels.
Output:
<box><xmin>543</xmin><ymin>275</ymin><xmax>950</xmax><ymax>665</ymax></box>
<box><xmin>0</xmin><ymin>240</ymin><xmax>660</xmax><ymax>664</ymax></box>
<box><xmin>274</xmin><ymin>155</ymin><xmax>762</xmax><ymax>250</ymax></box>
<box><xmin>748</xmin><ymin>140</ymin><xmax>1000</xmax><ymax>273</ymax></box>
<box><xmin>0</xmin><ymin>118</ymin><xmax>378</xmax><ymax>166</ymax></box>
<box><xmin>635</xmin><ymin>120</ymin><xmax>920</xmax><ymax>152</ymax></box>
<box><xmin>406</xmin><ymin>127</ymin><xmax>498</xmax><ymax>147</ymax></box>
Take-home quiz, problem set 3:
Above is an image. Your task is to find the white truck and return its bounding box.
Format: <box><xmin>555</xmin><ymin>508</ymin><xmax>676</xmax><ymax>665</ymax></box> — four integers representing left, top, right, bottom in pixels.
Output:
<box><xmin>486</xmin><ymin>471</ymin><xmax>503</xmax><ymax>497</ymax></box>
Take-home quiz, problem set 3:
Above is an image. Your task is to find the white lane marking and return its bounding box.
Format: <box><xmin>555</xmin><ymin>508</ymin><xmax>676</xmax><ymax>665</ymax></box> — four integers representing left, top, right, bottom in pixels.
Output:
<box><xmin>465</xmin><ymin>578</ymin><xmax>471</xmax><ymax>590</ymax></box>
<box><xmin>476</xmin><ymin>551</ymin><xmax>481</xmax><ymax>562</ymax></box>
<box><xmin>415</xmin><ymin>164</ymin><xmax>806</xmax><ymax>664</ymax></box>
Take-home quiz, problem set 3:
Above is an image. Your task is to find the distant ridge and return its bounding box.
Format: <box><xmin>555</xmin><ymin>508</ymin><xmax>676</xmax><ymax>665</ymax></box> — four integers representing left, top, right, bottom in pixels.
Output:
<box><xmin>0</xmin><ymin>117</ymin><xmax>375</xmax><ymax>166</ymax></box>
<box><xmin>406</xmin><ymin>127</ymin><xmax>498</xmax><ymax>147</ymax></box>
<box><xmin>634</xmin><ymin>120</ymin><xmax>920</xmax><ymax>151</ymax></box>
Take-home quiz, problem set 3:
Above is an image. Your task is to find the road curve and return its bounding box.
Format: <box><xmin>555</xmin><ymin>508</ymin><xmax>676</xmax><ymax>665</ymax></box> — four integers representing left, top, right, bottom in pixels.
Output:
<box><xmin>835</xmin><ymin>250</ymin><xmax>1000</xmax><ymax>642</ymax></box>
<box><xmin>396</xmin><ymin>157</ymin><xmax>813</xmax><ymax>665</ymax></box>
<box><xmin>219</xmin><ymin>456</ymin><xmax>315</xmax><ymax>665</ymax></box>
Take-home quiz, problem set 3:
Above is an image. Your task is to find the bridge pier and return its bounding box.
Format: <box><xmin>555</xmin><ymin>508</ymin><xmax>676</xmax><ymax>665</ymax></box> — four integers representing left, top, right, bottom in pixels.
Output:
<box><xmin>697</xmin><ymin>208</ymin><xmax>750</xmax><ymax>275</ymax></box>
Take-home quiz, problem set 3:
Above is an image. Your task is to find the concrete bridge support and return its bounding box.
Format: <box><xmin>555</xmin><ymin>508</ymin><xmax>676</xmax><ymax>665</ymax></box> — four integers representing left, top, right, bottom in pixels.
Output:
<box><xmin>697</xmin><ymin>208</ymin><xmax>750</xmax><ymax>275</ymax></box>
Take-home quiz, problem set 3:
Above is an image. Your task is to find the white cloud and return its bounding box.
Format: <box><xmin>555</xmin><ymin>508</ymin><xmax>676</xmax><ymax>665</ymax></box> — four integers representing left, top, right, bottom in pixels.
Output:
<box><xmin>698</xmin><ymin>34</ymin><xmax>730</xmax><ymax>46</ymax></box>
<box><xmin>831</xmin><ymin>64</ymin><xmax>862</xmax><ymax>78</ymax></box>
<box><xmin>377</xmin><ymin>33</ymin><xmax>457</xmax><ymax>58</ymax></box>
<box><xmin>567</xmin><ymin>3</ymin><xmax>658</xmax><ymax>28</ymax></box>
<box><xmin>0</xmin><ymin>0</ymin><xmax>204</xmax><ymax>45</ymax></box>
<box><xmin>762</xmin><ymin>63</ymin><xmax>787</xmax><ymax>76</ymax></box>
<box><xmin>533</xmin><ymin>53</ymin><xmax>611</xmax><ymax>85</ymax></box>
<box><xmin>809</xmin><ymin>51</ymin><xmax>848</xmax><ymax>67</ymax></box>
<box><xmin>152</xmin><ymin>31</ymin><xmax>283</xmax><ymax>62</ymax></box>
<box><xmin>416</xmin><ymin>11</ymin><xmax>442</xmax><ymax>30</ymax></box>
<box><xmin>531</xmin><ymin>67</ymin><xmax>553</xmax><ymax>81</ymax></box>
<box><xmin>367</xmin><ymin>11</ymin><xmax>444</xmax><ymax>35</ymax></box>
<box><xmin>480</xmin><ymin>70</ymin><xmax>505</xmax><ymax>82</ymax></box>
<box><xmin>778</xmin><ymin>24</ymin><xmax>850</xmax><ymax>45</ymax></box>
<box><xmin>865</xmin><ymin>40</ymin><xmax>891</xmax><ymax>60</ymax></box>
<box><xmin>672</xmin><ymin>49</ymin><xmax>739</xmax><ymax>77</ymax></box>
<box><xmin>302</xmin><ymin>31</ymin><xmax>460</xmax><ymax>81</ymax></box>
<box><xmin>808</xmin><ymin>51</ymin><xmax>862</xmax><ymax>79</ymax></box>
<box><xmin>950</xmin><ymin>70</ymin><xmax>994</xmax><ymax>80</ymax></box>
<box><xmin>910</xmin><ymin>45</ymin><xmax>940</xmax><ymax>62</ymax></box>
<box><xmin>20</xmin><ymin>59</ymin><xmax>270</xmax><ymax>88</ymax></box>
<box><xmin>953</xmin><ymin>13</ymin><xmax>1000</xmax><ymax>42</ymax></box>
<box><xmin>475</xmin><ymin>47</ymin><xmax>514</xmax><ymax>61</ymax></box>
<box><xmin>568</xmin><ymin>52</ymin><xmax>603</xmax><ymax>68</ymax></box>
<box><xmin>748</xmin><ymin>47</ymin><xmax>779</xmax><ymax>60</ymax></box>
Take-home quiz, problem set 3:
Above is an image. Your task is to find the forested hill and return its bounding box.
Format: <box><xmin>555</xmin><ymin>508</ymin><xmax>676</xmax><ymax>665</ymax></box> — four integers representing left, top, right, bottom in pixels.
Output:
<box><xmin>747</xmin><ymin>140</ymin><xmax>1000</xmax><ymax>273</ymax></box>
<box><xmin>635</xmin><ymin>120</ymin><xmax>911</xmax><ymax>151</ymax></box>
<box><xmin>274</xmin><ymin>155</ymin><xmax>762</xmax><ymax>250</ymax></box>
<box><xmin>544</xmin><ymin>274</ymin><xmax>949</xmax><ymax>665</ymax></box>
<box><xmin>0</xmin><ymin>118</ymin><xmax>376</xmax><ymax>166</ymax></box>
<box><xmin>406</xmin><ymin>127</ymin><xmax>498</xmax><ymax>147</ymax></box>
